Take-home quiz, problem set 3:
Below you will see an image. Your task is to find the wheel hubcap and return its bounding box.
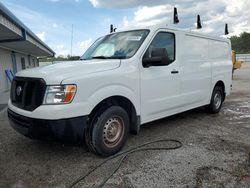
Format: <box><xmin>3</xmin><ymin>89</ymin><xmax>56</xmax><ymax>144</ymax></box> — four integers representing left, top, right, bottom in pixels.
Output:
<box><xmin>214</xmin><ymin>91</ymin><xmax>222</xmax><ymax>109</ymax></box>
<box><xmin>103</xmin><ymin>116</ymin><xmax>124</xmax><ymax>148</ymax></box>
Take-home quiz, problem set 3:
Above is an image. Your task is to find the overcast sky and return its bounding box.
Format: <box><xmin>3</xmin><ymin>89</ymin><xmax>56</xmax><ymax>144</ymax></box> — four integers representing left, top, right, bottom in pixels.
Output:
<box><xmin>1</xmin><ymin>0</ymin><xmax>250</xmax><ymax>57</ymax></box>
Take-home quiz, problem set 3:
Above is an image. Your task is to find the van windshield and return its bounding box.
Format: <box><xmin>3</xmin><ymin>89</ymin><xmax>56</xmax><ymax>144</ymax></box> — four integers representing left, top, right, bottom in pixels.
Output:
<box><xmin>81</xmin><ymin>30</ymin><xmax>149</xmax><ymax>60</ymax></box>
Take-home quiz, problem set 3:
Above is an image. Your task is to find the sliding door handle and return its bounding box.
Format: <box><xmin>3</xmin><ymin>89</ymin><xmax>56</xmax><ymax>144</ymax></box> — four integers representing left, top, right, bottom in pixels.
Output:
<box><xmin>171</xmin><ymin>70</ymin><xmax>179</xmax><ymax>74</ymax></box>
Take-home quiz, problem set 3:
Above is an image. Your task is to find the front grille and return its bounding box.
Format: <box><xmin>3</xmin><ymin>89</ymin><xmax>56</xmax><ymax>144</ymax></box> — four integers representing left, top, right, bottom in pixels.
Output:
<box><xmin>10</xmin><ymin>77</ymin><xmax>46</xmax><ymax>111</ymax></box>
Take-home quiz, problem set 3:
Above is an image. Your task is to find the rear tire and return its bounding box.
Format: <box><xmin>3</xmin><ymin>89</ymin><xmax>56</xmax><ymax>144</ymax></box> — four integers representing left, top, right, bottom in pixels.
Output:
<box><xmin>87</xmin><ymin>106</ymin><xmax>129</xmax><ymax>156</ymax></box>
<box><xmin>206</xmin><ymin>86</ymin><xmax>224</xmax><ymax>114</ymax></box>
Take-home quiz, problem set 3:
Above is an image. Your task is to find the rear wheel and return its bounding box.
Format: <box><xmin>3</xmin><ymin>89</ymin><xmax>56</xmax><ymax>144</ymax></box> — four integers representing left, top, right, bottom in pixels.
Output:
<box><xmin>87</xmin><ymin>106</ymin><xmax>129</xmax><ymax>156</ymax></box>
<box><xmin>206</xmin><ymin>86</ymin><xmax>224</xmax><ymax>114</ymax></box>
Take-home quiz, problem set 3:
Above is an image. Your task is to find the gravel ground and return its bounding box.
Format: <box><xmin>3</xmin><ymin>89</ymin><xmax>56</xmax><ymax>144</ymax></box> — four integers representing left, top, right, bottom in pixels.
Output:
<box><xmin>0</xmin><ymin>64</ymin><xmax>250</xmax><ymax>188</ymax></box>
<box><xmin>0</xmin><ymin>104</ymin><xmax>6</xmax><ymax>112</ymax></box>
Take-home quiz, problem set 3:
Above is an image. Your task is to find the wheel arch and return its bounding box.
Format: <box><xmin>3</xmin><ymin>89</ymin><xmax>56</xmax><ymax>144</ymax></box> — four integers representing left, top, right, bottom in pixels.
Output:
<box><xmin>88</xmin><ymin>95</ymin><xmax>140</xmax><ymax>134</ymax></box>
<box><xmin>213</xmin><ymin>80</ymin><xmax>226</xmax><ymax>101</ymax></box>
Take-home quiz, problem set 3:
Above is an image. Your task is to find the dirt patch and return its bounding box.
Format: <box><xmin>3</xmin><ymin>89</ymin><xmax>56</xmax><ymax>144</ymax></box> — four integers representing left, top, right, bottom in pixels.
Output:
<box><xmin>195</xmin><ymin>163</ymin><xmax>250</xmax><ymax>188</ymax></box>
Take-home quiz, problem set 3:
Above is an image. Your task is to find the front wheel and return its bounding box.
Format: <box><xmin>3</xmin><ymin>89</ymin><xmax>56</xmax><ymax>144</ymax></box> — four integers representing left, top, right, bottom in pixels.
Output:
<box><xmin>89</xmin><ymin>106</ymin><xmax>129</xmax><ymax>156</ymax></box>
<box><xmin>206</xmin><ymin>86</ymin><xmax>224</xmax><ymax>114</ymax></box>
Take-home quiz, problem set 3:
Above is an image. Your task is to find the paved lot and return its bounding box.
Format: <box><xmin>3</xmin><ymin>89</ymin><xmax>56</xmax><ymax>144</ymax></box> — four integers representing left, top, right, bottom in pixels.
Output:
<box><xmin>0</xmin><ymin>91</ymin><xmax>9</xmax><ymax>111</ymax></box>
<box><xmin>0</xmin><ymin>64</ymin><xmax>250</xmax><ymax>188</ymax></box>
<box><xmin>0</xmin><ymin>91</ymin><xmax>9</xmax><ymax>104</ymax></box>
<box><xmin>0</xmin><ymin>104</ymin><xmax>6</xmax><ymax>112</ymax></box>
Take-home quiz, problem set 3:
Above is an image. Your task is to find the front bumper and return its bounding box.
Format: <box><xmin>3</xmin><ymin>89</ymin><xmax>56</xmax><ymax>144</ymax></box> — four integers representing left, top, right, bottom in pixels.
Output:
<box><xmin>8</xmin><ymin>109</ymin><xmax>88</xmax><ymax>143</ymax></box>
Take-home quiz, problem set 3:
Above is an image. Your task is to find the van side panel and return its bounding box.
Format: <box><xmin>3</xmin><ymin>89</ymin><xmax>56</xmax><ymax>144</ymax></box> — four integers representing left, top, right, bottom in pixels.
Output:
<box><xmin>179</xmin><ymin>34</ymin><xmax>211</xmax><ymax>106</ymax></box>
<box><xmin>140</xmin><ymin>31</ymin><xmax>232</xmax><ymax>125</ymax></box>
<box><xmin>209</xmin><ymin>40</ymin><xmax>232</xmax><ymax>97</ymax></box>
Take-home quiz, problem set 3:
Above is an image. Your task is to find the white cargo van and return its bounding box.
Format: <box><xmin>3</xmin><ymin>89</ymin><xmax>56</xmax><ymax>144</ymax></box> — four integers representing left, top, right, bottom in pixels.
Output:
<box><xmin>8</xmin><ymin>25</ymin><xmax>232</xmax><ymax>156</ymax></box>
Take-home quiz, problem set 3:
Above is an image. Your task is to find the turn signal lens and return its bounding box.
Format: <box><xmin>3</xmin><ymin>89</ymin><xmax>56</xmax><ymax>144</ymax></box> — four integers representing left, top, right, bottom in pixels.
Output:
<box><xmin>64</xmin><ymin>85</ymin><xmax>77</xmax><ymax>103</ymax></box>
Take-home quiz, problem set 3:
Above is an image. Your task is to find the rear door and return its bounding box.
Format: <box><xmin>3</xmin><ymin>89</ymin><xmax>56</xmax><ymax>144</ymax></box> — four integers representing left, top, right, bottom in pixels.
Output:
<box><xmin>140</xmin><ymin>31</ymin><xmax>181</xmax><ymax>123</ymax></box>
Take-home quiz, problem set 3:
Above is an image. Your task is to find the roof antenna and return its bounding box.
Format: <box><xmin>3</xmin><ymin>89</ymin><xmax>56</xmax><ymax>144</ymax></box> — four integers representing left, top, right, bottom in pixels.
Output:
<box><xmin>110</xmin><ymin>24</ymin><xmax>117</xmax><ymax>33</ymax></box>
<box><xmin>225</xmin><ymin>23</ymin><xmax>229</xmax><ymax>35</ymax></box>
<box><xmin>110</xmin><ymin>24</ymin><xmax>113</xmax><ymax>33</ymax></box>
<box><xmin>173</xmin><ymin>7</ymin><xmax>179</xmax><ymax>24</ymax></box>
<box><xmin>197</xmin><ymin>15</ymin><xmax>202</xmax><ymax>29</ymax></box>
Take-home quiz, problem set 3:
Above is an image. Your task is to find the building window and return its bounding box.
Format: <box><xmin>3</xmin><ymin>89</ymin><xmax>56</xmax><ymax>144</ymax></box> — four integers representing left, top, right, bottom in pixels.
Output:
<box><xmin>21</xmin><ymin>57</ymin><xmax>26</xmax><ymax>70</ymax></box>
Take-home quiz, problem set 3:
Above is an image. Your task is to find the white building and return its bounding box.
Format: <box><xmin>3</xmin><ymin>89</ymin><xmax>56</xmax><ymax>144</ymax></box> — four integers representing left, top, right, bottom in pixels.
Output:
<box><xmin>0</xmin><ymin>2</ymin><xmax>55</xmax><ymax>92</ymax></box>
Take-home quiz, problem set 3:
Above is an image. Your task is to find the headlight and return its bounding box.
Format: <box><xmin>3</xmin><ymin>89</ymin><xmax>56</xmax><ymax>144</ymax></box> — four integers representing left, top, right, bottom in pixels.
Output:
<box><xmin>43</xmin><ymin>85</ymin><xmax>77</xmax><ymax>104</ymax></box>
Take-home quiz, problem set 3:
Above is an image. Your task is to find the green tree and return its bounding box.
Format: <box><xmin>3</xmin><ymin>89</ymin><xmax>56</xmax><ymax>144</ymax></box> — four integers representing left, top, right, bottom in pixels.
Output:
<box><xmin>39</xmin><ymin>55</ymin><xmax>80</xmax><ymax>62</ymax></box>
<box><xmin>230</xmin><ymin>32</ymin><xmax>250</xmax><ymax>53</ymax></box>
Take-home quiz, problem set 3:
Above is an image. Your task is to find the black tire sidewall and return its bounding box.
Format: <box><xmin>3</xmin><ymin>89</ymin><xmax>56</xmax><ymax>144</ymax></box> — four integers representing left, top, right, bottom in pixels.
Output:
<box><xmin>92</xmin><ymin>106</ymin><xmax>129</xmax><ymax>156</ymax></box>
<box><xmin>210</xmin><ymin>86</ymin><xmax>223</xmax><ymax>113</ymax></box>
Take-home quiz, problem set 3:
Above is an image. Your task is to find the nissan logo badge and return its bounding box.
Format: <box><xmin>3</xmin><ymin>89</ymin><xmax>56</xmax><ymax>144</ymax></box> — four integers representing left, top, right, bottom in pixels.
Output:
<box><xmin>16</xmin><ymin>86</ymin><xmax>22</xmax><ymax>96</ymax></box>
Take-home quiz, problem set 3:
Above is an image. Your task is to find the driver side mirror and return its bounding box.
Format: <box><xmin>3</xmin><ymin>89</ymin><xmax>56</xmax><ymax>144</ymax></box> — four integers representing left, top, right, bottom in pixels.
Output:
<box><xmin>142</xmin><ymin>48</ymin><xmax>171</xmax><ymax>68</ymax></box>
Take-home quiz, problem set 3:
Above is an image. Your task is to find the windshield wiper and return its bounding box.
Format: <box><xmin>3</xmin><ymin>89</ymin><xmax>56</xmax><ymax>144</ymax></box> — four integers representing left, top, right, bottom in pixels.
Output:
<box><xmin>111</xmin><ymin>56</ymin><xmax>126</xmax><ymax>59</ymax></box>
<box><xmin>91</xmin><ymin>55</ymin><xmax>127</xmax><ymax>59</ymax></box>
<box><xmin>91</xmin><ymin>56</ymin><xmax>109</xmax><ymax>59</ymax></box>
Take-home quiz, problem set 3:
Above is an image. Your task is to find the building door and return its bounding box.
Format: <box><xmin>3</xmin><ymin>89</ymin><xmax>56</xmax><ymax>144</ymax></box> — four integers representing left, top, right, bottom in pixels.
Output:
<box><xmin>0</xmin><ymin>56</ymin><xmax>3</xmax><ymax>92</ymax></box>
<box><xmin>28</xmin><ymin>55</ymin><xmax>31</xmax><ymax>68</ymax></box>
<box><xmin>21</xmin><ymin>57</ymin><xmax>26</xmax><ymax>70</ymax></box>
<box><xmin>11</xmin><ymin>52</ymin><xmax>17</xmax><ymax>74</ymax></box>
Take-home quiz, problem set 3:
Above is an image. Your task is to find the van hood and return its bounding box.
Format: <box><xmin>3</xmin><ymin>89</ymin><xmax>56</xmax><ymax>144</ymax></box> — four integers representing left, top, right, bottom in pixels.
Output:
<box><xmin>16</xmin><ymin>59</ymin><xmax>121</xmax><ymax>84</ymax></box>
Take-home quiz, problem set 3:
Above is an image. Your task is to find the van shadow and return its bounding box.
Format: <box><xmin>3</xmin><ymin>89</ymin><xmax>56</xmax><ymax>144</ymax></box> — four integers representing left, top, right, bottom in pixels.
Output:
<box><xmin>140</xmin><ymin>106</ymin><xmax>208</xmax><ymax>131</ymax></box>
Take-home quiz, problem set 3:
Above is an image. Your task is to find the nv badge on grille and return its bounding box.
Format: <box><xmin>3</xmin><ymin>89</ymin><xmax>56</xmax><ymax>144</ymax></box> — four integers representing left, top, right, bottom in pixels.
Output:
<box><xmin>16</xmin><ymin>86</ymin><xmax>22</xmax><ymax>96</ymax></box>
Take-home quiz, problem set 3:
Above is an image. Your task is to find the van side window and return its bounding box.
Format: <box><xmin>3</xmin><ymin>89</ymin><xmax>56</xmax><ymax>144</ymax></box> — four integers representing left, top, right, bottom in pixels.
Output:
<box><xmin>144</xmin><ymin>32</ymin><xmax>175</xmax><ymax>64</ymax></box>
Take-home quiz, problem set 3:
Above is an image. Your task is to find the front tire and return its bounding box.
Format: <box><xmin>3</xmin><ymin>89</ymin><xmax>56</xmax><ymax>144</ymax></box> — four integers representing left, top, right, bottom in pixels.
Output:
<box><xmin>90</xmin><ymin>106</ymin><xmax>129</xmax><ymax>156</ymax></box>
<box><xmin>206</xmin><ymin>86</ymin><xmax>224</xmax><ymax>114</ymax></box>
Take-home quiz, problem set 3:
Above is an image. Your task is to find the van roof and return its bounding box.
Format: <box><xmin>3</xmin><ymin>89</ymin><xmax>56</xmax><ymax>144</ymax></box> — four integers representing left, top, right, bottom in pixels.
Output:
<box><xmin>118</xmin><ymin>24</ymin><xmax>230</xmax><ymax>43</ymax></box>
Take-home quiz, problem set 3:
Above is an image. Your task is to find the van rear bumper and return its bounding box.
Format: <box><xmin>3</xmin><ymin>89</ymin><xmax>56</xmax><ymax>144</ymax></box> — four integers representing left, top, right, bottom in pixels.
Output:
<box><xmin>8</xmin><ymin>108</ymin><xmax>88</xmax><ymax>143</ymax></box>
